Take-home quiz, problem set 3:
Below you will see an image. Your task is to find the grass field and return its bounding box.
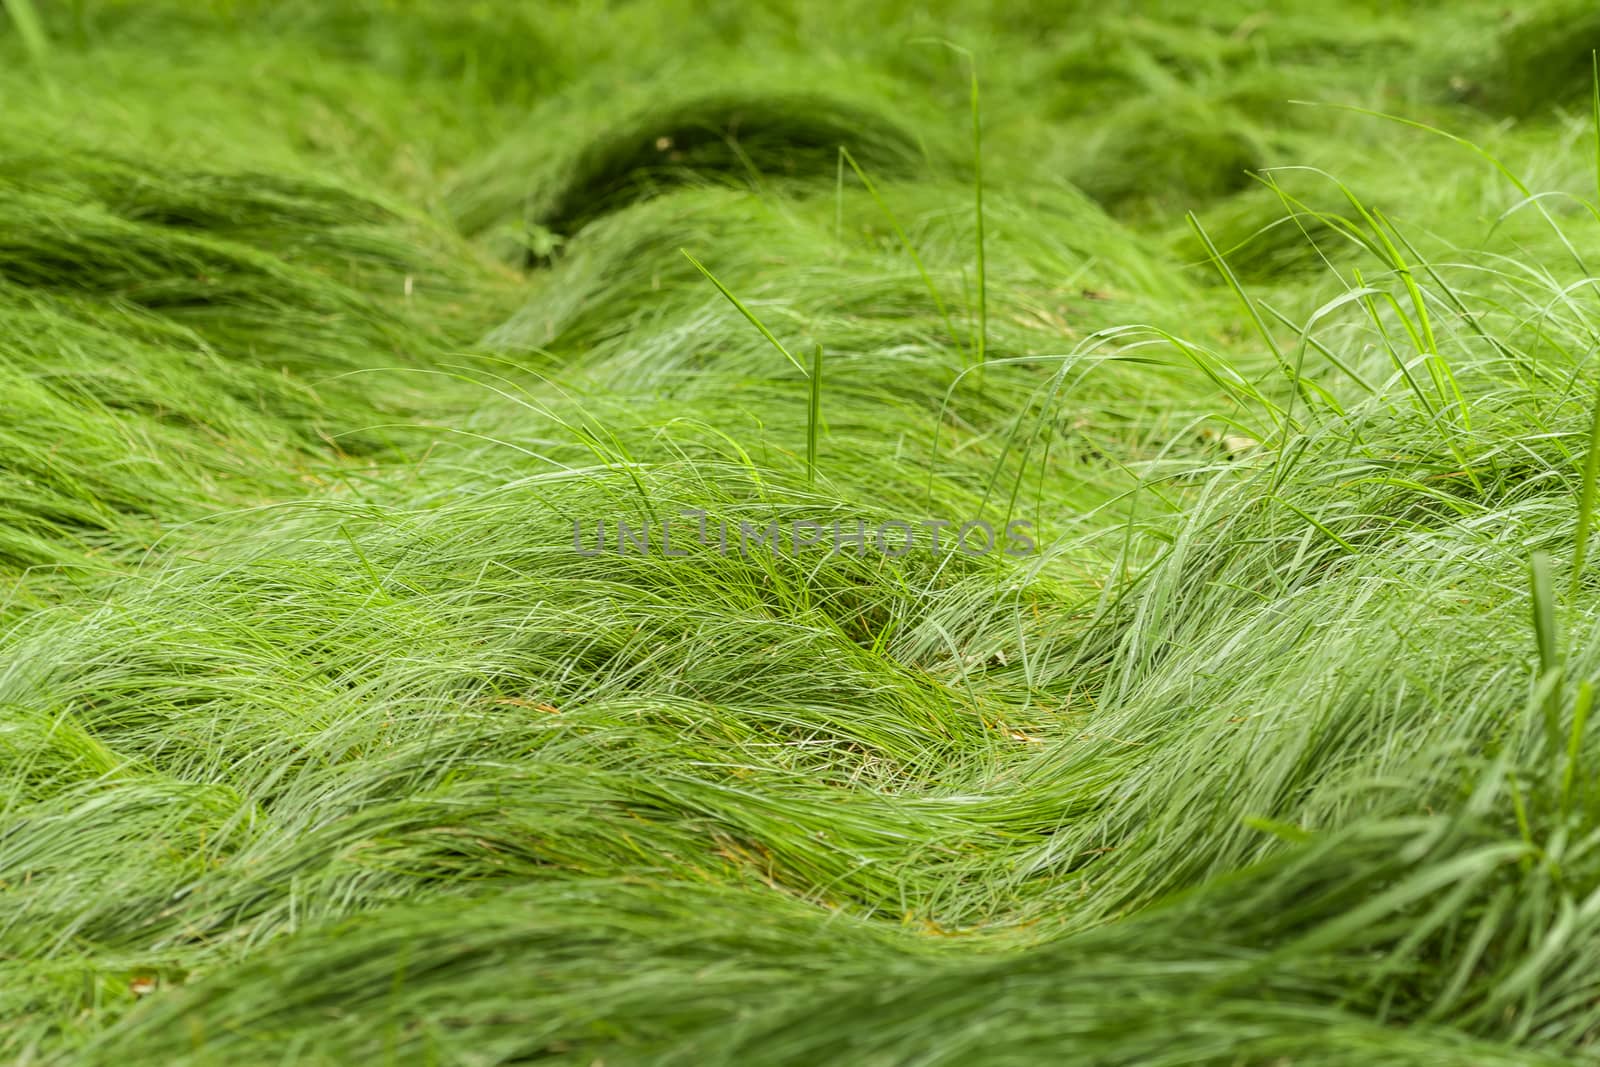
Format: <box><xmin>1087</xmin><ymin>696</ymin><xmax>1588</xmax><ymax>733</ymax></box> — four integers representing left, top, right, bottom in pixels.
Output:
<box><xmin>6</xmin><ymin>1</ymin><xmax>1600</xmax><ymax>1063</ymax></box>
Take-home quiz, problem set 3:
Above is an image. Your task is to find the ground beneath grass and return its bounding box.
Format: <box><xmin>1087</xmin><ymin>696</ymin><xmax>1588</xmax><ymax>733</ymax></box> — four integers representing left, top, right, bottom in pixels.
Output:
<box><xmin>5</xmin><ymin>2</ymin><xmax>1600</xmax><ymax>1064</ymax></box>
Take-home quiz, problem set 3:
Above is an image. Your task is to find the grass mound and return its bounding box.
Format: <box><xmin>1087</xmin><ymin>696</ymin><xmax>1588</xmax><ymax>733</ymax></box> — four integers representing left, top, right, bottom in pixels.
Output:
<box><xmin>1069</xmin><ymin>94</ymin><xmax>1264</xmax><ymax>217</ymax></box>
<box><xmin>524</xmin><ymin>91</ymin><xmax>935</xmax><ymax>255</ymax></box>
<box><xmin>1470</xmin><ymin>2</ymin><xmax>1600</xmax><ymax>116</ymax></box>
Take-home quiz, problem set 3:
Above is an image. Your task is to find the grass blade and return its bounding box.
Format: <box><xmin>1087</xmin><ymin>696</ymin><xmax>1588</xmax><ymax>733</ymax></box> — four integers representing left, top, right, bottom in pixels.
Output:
<box><xmin>807</xmin><ymin>342</ymin><xmax>823</xmax><ymax>486</ymax></box>
<box><xmin>839</xmin><ymin>146</ymin><xmax>963</xmax><ymax>356</ymax></box>
<box><xmin>1562</xmin><ymin>680</ymin><xmax>1593</xmax><ymax>817</ymax></box>
<box><xmin>5</xmin><ymin>0</ymin><xmax>50</xmax><ymax>63</ymax></box>
<box><xmin>1592</xmin><ymin>52</ymin><xmax>1599</xmax><ymax>210</ymax></box>
<box><xmin>680</xmin><ymin>249</ymin><xmax>807</xmax><ymax>375</ymax></box>
<box><xmin>1530</xmin><ymin>551</ymin><xmax>1563</xmax><ymax>755</ymax></box>
<box><xmin>970</xmin><ymin>61</ymin><xmax>986</xmax><ymax>368</ymax></box>
<box><xmin>1188</xmin><ymin>212</ymin><xmax>1307</xmax><ymax>434</ymax></box>
<box><xmin>1569</xmin><ymin>380</ymin><xmax>1600</xmax><ymax>600</ymax></box>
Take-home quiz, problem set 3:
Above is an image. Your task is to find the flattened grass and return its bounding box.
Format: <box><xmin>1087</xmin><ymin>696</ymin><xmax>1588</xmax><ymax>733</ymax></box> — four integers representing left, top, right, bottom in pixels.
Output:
<box><xmin>6</xmin><ymin>2</ymin><xmax>1600</xmax><ymax>1065</ymax></box>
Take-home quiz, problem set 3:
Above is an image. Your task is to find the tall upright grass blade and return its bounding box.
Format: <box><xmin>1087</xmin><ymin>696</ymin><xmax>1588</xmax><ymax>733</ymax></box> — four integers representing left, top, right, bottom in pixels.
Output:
<box><xmin>1591</xmin><ymin>52</ymin><xmax>1599</xmax><ymax>210</ymax></box>
<box><xmin>1530</xmin><ymin>551</ymin><xmax>1564</xmax><ymax>755</ymax></box>
<box><xmin>834</xmin><ymin>148</ymin><xmax>844</xmax><ymax>250</ymax></box>
<box><xmin>1562</xmin><ymin>680</ymin><xmax>1592</xmax><ymax>817</ymax></box>
<box><xmin>1568</xmin><ymin>380</ymin><xmax>1600</xmax><ymax>600</ymax></box>
<box><xmin>682</xmin><ymin>249</ymin><xmax>821</xmax><ymax>485</ymax></box>
<box><xmin>807</xmin><ymin>343</ymin><xmax>823</xmax><ymax>486</ymax></box>
<box><xmin>970</xmin><ymin>61</ymin><xmax>986</xmax><ymax>368</ymax></box>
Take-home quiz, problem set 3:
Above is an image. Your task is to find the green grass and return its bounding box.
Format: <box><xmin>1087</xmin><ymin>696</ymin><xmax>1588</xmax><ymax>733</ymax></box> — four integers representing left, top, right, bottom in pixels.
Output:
<box><xmin>5</xmin><ymin>1</ymin><xmax>1600</xmax><ymax>1064</ymax></box>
